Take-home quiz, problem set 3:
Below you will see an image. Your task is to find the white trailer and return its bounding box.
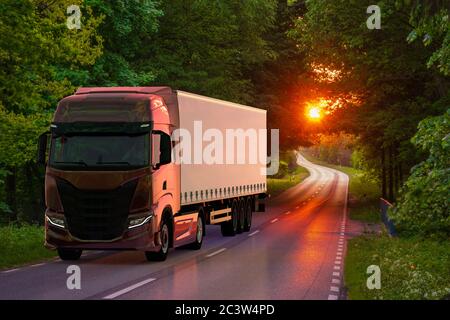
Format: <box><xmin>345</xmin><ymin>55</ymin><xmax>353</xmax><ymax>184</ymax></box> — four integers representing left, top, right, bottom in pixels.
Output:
<box><xmin>177</xmin><ymin>91</ymin><xmax>267</xmax><ymax>206</ymax></box>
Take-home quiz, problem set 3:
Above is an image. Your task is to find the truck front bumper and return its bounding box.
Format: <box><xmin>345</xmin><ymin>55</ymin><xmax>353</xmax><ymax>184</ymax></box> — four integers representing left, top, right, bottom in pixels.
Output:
<box><xmin>44</xmin><ymin>210</ymin><xmax>162</xmax><ymax>252</ymax></box>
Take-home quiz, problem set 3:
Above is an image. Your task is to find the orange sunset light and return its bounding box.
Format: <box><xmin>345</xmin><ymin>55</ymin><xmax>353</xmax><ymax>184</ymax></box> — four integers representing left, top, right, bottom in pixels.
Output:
<box><xmin>308</xmin><ymin>106</ymin><xmax>321</xmax><ymax>120</ymax></box>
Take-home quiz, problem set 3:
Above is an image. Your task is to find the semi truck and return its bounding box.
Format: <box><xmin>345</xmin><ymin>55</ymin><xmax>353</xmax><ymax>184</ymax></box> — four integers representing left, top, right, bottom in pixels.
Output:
<box><xmin>38</xmin><ymin>87</ymin><xmax>267</xmax><ymax>261</ymax></box>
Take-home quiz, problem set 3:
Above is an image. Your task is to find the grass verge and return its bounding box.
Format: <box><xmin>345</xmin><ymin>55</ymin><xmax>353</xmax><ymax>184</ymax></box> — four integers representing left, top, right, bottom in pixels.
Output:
<box><xmin>267</xmin><ymin>166</ymin><xmax>309</xmax><ymax>197</ymax></box>
<box><xmin>0</xmin><ymin>224</ymin><xmax>56</xmax><ymax>270</ymax></box>
<box><xmin>345</xmin><ymin>234</ymin><xmax>450</xmax><ymax>300</ymax></box>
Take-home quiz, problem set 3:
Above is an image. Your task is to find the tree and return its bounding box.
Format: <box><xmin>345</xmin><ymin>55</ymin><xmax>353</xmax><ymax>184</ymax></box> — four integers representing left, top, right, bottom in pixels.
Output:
<box><xmin>80</xmin><ymin>0</ymin><xmax>162</xmax><ymax>86</ymax></box>
<box><xmin>147</xmin><ymin>0</ymin><xmax>277</xmax><ymax>104</ymax></box>
<box><xmin>391</xmin><ymin>110</ymin><xmax>450</xmax><ymax>238</ymax></box>
<box><xmin>0</xmin><ymin>0</ymin><xmax>103</xmax><ymax>222</ymax></box>
<box><xmin>288</xmin><ymin>0</ymin><xmax>449</xmax><ymax>201</ymax></box>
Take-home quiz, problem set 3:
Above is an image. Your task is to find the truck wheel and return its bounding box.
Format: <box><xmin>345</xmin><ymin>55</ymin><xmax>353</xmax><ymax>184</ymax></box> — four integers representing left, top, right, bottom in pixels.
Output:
<box><xmin>57</xmin><ymin>248</ymin><xmax>82</xmax><ymax>261</ymax></box>
<box><xmin>188</xmin><ymin>213</ymin><xmax>204</xmax><ymax>250</ymax></box>
<box><xmin>145</xmin><ymin>219</ymin><xmax>170</xmax><ymax>261</ymax></box>
<box><xmin>221</xmin><ymin>200</ymin><xmax>238</xmax><ymax>236</ymax></box>
<box><xmin>243</xmin><ymin>199</ymin><xmax>252</xmax><ymax>232</ymax></box>
<box><xmin>237</xmin><ymin>199</ymin><xmax>245</xmax><ymax>233</ymax></box>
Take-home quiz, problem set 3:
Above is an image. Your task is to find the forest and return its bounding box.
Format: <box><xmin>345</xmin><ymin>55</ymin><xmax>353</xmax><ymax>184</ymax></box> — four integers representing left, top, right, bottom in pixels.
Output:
<box><xmin>0</xmin><ymin>0</ymin><xmax>448</xmax><ymax>240</ymax></box>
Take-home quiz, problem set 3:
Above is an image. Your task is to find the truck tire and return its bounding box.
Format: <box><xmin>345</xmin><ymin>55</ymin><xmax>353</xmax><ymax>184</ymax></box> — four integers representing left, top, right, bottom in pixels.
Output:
<box><xmin>188</xmin><ymin>212</ymin><xmax>204</xmax><ymax>250</ymax></box>
<box><xmin>57</xmin><ymin>248</ymin><xmax>82</xmax><ymax>261</ymax></box>
<box><xmin>221</xmin><ymin>200</ymin><xmax>238</xmax><ymax>236</ymax></box>
<box><xmin>145</xmin><ymin>219</ymin><xmax>170</xmax><ymax>261</ymax></box>
<box><xmin>243</xmin><ymin>198</ymin><xmax>252</xmax><ymax>232</ymax></box>
<box><xmin>237</xmin><ymin>198</ymin><xmax>245</xmax><ymax>233</ymax></box>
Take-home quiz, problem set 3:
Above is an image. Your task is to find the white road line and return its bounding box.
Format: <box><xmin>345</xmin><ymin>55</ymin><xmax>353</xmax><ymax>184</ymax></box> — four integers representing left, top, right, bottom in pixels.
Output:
<box><xmin>328</xmin><ymin>294</ymin><xmax>338</xmax><ymax>300</ymax></box>
<box><xmin>333</xmin><ymin>272</ymin><xmax>340</xmax><ymax>277</ymax></box>
<box><xmin>332</xmin><ymin>278</ymin><xmax>341</xmax><ymax>285</ymax></box>
<box><xmin>335</xmin><ymin>260</ymin><xmax>342</xmax><ymax>265</ymax></box>
<box><xmin>103</xmin><ymin>278</ymin><xmax>156</xmax><ymax>299</ymax></box>
<box><xmin>336</xmin><ymin>256</ymin><xmax>342</xmax><ymax>260</ymax></box>
<box><xmin>270</xmin><ymin>218</ymin><xmax>279</xmax><ymax>223</ymax></box>
<box><xmin>336</xmin><ymin>252</ymin><xmax>342</xmax><ymax>256</ymax></box>
<box><xmin>295</xmin><ymin>206</ymin><xmax>299</xmax><ymax>209</ymax></box>
<box><xmin>285</xmin><ymin>211</ymin><xmax>291</xmax><ymax>215</ymax></box>
<box><xmin>248</xmin><ymin>230</ymin><xmax>260</xmax><ymax>237</ymax></box>
<box><xmin>330</xmin><ymin>286</ymin><xmax>340</xmax><ymax>293</ymax></box>
<box><xmin>206</xmin><ymin>248</ymin><xmax>227</xmax><ymax>258</ymax></box>
<box><xmin>333</xmin><ymin>266</ymin><xmax>341</xmax><ymax>270</ymax></box>
<box><xmin>2</xmin><ymin>268</ymin><xmax>20</xmax><ymax>274</ymax></box>
<box><xmin>30</xmin><ymin>263</ymin><xmax>45</xmax><ymax>268</ymax></box>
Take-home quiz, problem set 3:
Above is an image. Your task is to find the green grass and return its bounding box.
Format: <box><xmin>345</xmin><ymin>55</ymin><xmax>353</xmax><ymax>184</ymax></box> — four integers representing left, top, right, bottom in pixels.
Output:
<box><xmin>345</xmin><ymin>234</ymin><xmax>450</xmax><ymax>300</ymax></box>
<box><xmin>0</xmin><ymin>225</ymin><xmax>56</xmax><ymax>270</ymax></box>
<box><xmin>267</xmin><ymin>166</ymin><xmax>309</xmax><ymax>197</ymax></box>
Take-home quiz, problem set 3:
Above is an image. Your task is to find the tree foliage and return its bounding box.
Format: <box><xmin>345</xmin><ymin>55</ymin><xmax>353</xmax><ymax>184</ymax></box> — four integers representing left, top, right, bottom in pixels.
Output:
<box><xmin>391</xmin><ymin>110</ymin><xmax>450</xmax><ymax>238</ymax></box>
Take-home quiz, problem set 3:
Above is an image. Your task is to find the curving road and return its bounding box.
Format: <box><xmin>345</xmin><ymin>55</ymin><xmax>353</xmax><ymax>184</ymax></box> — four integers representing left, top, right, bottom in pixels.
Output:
<box><xmin>0</xmin><ymin>154</ymin><xmax>349</xmax><ymax>300</ymax></box>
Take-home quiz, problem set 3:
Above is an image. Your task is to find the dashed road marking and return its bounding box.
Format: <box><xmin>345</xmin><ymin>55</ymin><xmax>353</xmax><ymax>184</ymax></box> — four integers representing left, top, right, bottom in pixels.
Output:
<box><xmin>332</xmin><ymin>278</ymin><xmax>341</xmax><ymax>285</ymax></box>
<box><xmin>103</xmin><ymin>278</ymin><xmax>156</xmax><ymax>299</ymax></box>
<box><xmin>328</xmin><ymin>294</ymin><xmax>338</xmax><ymax>300</ymax></box>
<box><xmin>206</xmin><ymin>248</ymin><xmax>227</xmax><ymax>258</ymax></box>
<box><xmin>285</xmin><ymin>211</ymin><xmax>291</xmax><ymax>215</ymax></box>
<box><xmin>270</xmin><ymin>218</ymin><xmax>279</xmax><ymax>224</ymax></box>
<box><xmin>333</xmin><ymin>272</ymin><xmax>340</xmax><ymax>277</ymax></box>
<box><xmin>330</xmin><ymin>286</ymin><xmax>340</xmax><ymax>293</ymax></box>
<box><xmin>248</xmin><ymin>230</ymin><xmax>260</xmax><ymax>237</ymax></box>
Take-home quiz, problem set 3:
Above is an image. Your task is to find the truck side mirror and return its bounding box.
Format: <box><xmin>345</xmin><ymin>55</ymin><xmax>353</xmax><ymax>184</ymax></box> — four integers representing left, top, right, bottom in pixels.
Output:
<box><xmin>37</xmin><ymin>132</ymin><xmax>50</xmax><ymax>166</ymax></box>
<box><xmin>152</xmin><ymin>131</ymin><xmax>172</xmax><ymax>169</ymax></box>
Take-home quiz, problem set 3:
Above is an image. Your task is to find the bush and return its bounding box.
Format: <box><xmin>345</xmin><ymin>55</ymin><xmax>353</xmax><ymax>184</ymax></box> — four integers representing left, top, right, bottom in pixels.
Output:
<box><xmin>0</xmin><ymin>224</ymin><xmax>56</xmax><ymax>269</ymax></box>
<box><xmin>391</xmin><ymin>111</ymin><xmax>450</xmax><ymax>238</ymax></box>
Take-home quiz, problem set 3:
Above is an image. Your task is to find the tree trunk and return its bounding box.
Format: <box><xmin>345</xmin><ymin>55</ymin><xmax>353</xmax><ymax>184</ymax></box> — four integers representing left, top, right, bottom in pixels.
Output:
<box><xmin>5</xmin><ymin>166</ymin><xmax>17</xmax><ymax>222</ymax></box>
<box><xmin>388</xmin><ymin>146</ymin><xmax>394</xmax><ymax>202</ymax></box>
<box><xmin>398</xmin><ymin>161</ymin><xmax>403</xmax><ymax>186</ymax></box>
<box><xmin>25</xmin><ymin>163</ymin><xmax>42</xmax><ymax>224</ymax></box>
<box><xmin>381</xmin><ymin>148</ymin><xmax>387</xmax><ymax>199</ymax></box>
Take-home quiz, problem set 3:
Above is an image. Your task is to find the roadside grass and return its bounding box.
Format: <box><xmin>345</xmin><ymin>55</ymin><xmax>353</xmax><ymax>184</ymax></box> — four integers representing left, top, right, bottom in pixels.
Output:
<box><xmin>345</xmin><ymin>233</ymin><xmax>450</xmax><ymax>300</ymax></box>
<box><xmin>0</xmin><ymin>224</ymin><xmax>56</xmax><ymax>270</ymax></box>
<box><xmin>267</xmin><ymin>166</ymin><xmax>309</xmax><ymax>197</ymax></box>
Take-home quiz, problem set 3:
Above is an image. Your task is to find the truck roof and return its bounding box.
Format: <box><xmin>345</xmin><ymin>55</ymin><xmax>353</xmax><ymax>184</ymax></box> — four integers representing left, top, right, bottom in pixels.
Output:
<box><xmin>54</xmin><ymin>87</ymin><xmax>179</xmax><ymax>125</ymax></box>
<box><xmin>75</xmin><ymin>86</ymin><xmax>173</xmax><ymax>96</ymax></box>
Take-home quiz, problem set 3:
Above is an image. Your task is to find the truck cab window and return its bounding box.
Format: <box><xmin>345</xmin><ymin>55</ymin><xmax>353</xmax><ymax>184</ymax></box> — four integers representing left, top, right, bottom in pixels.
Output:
<box><xmin>152</xmin><ymin>131</ymin><xmax>172</xmax><ymax>167</ymax></box>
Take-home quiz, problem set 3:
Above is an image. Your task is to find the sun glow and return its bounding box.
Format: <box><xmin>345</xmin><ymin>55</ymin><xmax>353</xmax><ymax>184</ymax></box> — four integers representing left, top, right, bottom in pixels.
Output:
<box><xmin>308</xmin><ymin>107</ymin><xmax>321</xmax><ymax>120</ymax></box>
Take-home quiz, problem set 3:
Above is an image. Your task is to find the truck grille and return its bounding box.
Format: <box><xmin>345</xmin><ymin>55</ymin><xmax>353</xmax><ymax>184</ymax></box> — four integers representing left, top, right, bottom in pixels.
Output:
<box><xmin>56</xmin><ymin>179</ymin><xmax>137</xmax><ymax>241</ymax></box>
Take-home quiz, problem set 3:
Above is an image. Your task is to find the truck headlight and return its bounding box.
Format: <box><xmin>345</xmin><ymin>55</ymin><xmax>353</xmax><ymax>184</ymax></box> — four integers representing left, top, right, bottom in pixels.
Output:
<box><xmin>46</xmin><ymin>215</ymin><xmax>65</xmax><ymax>229</ymax></box>
<box><xmin>128</xmin><ymin>215</ymin><xmax>152</xmax><ymax>229</ymax></box>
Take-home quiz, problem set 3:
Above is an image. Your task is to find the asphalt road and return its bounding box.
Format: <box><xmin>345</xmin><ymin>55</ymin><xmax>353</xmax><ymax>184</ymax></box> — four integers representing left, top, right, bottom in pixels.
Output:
<box><xmin>0</xmin><ymin>155</ymin><xmax>349</xmax><ymax>300</ymax></box>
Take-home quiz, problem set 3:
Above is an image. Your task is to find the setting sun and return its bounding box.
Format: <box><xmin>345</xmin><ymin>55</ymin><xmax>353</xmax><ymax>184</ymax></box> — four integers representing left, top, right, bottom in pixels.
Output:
<box><xmin>308</xmin><ymin>107</ymin><xmax>321</xmax><ymax>119</ymax></box>
<box><xmin>307</xmin><ymin>106</ymin><xmax>322</xmax><ymax>120</ymax></box>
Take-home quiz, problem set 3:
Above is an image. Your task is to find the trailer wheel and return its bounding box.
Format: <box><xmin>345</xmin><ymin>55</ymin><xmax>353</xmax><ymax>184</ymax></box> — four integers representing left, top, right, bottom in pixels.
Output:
<box><xmin>188</xmin><ymin>212</ymin><xmax>204</xmax><ymax>250</ymax></box>
<box><xmin>237</xmin><ymin>198</ymin><xmax>245</xmax><ymax>233</ymax></box>
<box><xmin>243</xmin><ymin>198</ymin><xmax>252</xmax><ymax>232</ymax></box>
<box><xmin>57</xmin><ymin>248</ymin><xmax>82</xmax><ymax>261</ymax></box>
<box><xmin>221</xmin><ymin>200</ymin><xmax>238</xmax><ymax>236</ymax></box>
<box><xmin>145</xmin><ymin>219</ymin><xmax>170</xmax><ymax>262</ymax></box>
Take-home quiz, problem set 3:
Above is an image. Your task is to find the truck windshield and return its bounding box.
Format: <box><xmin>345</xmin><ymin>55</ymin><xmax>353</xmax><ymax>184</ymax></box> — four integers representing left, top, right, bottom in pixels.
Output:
<box><xmin>49</xmin><ymin>134</ymin><xmax>150</xmax><ymax>170</ymax></box>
